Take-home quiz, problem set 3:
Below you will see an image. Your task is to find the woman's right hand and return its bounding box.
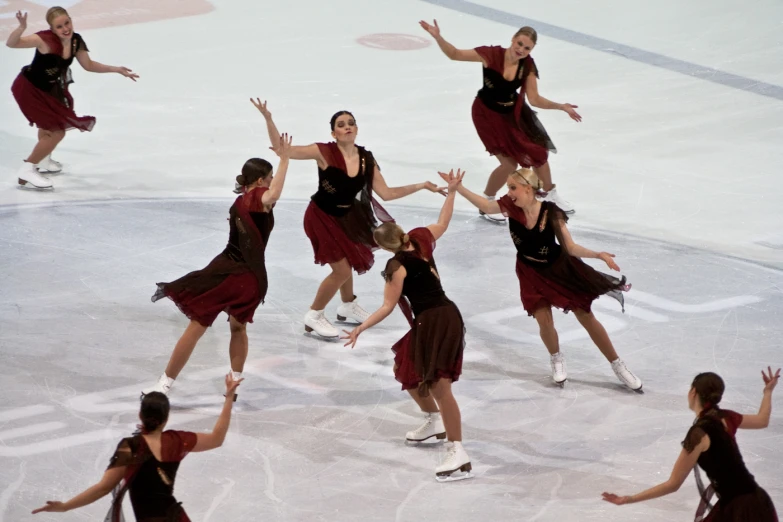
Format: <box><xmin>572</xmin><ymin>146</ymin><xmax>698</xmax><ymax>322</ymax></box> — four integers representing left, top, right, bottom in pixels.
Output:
<box><xmin>419</xmin><ymin>19</ymin><xmax>441</xmax><ymax>39</ymax></box>
<box><xmin>224</xmin><ymin>373</ymin><xmax>243</xmax><ymax>397</ymax></box>
<box><xmin>250</xmin><ymin>98</ymin><xmax>272</xmax><ymax>120</ymax></box>
<box><xmin>16</xmin><ymin>11</ymin><xmax>28</xmax><ymax>29</ymax></box>
<box><xmin>32</xmin><ymin>501</ymin><xmax>67</xmax><ymax>514</ymax></box>
<box><xmin>270</xmin><ymin>133</ymin><xmax>293</xmax><ymax>158</ymax></box>
<box><xmin>762</xmin><ymin>367</ymin><xmax>781</xmax><ymax>393</ymax></box>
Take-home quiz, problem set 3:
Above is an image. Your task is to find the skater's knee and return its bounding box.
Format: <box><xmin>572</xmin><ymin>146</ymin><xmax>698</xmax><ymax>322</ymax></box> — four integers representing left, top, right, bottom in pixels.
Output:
<box><xmin>50</xmin><ymin>129</ymin><xmax>66</xmax><ymax>142</ymax></box>
<box><xmin>534</xmin><ymin>307</ymin><xmax>554</xmax><ymax>328</ymax></box>
<box><xmin>229</xmin><ymin>319</ymin><xmax>246</xmax><ymax>335</ymax></box>
<box><xmin>430</xmin><ymin>379</ymin><xmax>452</xmax><ymax>401</ymax></box>
<box><xmin>497</xmin><ymin>154</ymin><xmax>518</xmax><ymax>171</ymax></box>
<box><xmin>573</xmin><ymin>309</ymin><xmax>594</xmax><ymax>324</ymax></box>
<box><xmin>329</xmin><ymin>259</ymin><xmax>352</xmax><ymax>281</ymax></box>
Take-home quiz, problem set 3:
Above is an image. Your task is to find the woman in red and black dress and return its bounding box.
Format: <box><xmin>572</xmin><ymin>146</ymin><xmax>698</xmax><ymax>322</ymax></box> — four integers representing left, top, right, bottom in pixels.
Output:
<box><xmin>6</xmin><ymin>8</ymin><xmax>138</xmax><ymax>189</ymax></box>
<box><xmin>33</xmin><ymin>375</ymin><xmax>242</xmax><ymax>521</ymax></box>
<box><xmin>420</xmin><ymin>20</ymin><xmax>579</xmax><ymax>219</ymax></box>
<box><xmin>342</xmin><ymin>169</ymin><xmax>472</xmax><ymax>482</ymax></box>
<box><xmin>144</xmin><ymin>121</ymin><xmax>292</xmax><ymax>398</ymax></box>
<box><xmin>257</xmin><ymin>100</ymin><xmax>443</xmax><ymax>338</ymax></box>
<box><xmin>452</xmin><ymin>168</ymin><xmax>642</xmax><ymax>390</ymax></box>
<box><xmin>603</xmin><ymin>368</ymin><xmax>780</xmax><ymax>522</ymax></box>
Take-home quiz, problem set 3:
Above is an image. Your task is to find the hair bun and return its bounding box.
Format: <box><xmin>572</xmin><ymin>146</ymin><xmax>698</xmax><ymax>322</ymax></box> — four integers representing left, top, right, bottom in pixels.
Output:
<box><xmin>236</xmin><ymin>174</ymin><xmax>247</xmax><ymax>186</ymax></box>
<box><xmin>402</xmin><ymin>233</ymin><xmax>410</xmax><ymax>244</ymax></box>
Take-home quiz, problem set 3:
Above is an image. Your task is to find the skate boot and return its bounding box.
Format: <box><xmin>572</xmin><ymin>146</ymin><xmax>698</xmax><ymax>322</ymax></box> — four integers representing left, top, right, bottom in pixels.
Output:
<box><xmin>17</xmin><ymin>162</ymin><xmax>53</xmax><ymax>189</ymax></box>
<box><xmin>304</xmin><ymin>309</ymin><xmax>339</xmax><ymax>338</ymax></box>
<box><xmin>611</xmin><ymin>358</ymin><xmax>643</xmax><ymax>392</ymax></box>
<box><xmin>336</xmin><ymin>297</ymin><xmax>370</xmax><ymax>324</ymax></box>
<box><xmin>550</xmin><ymin>352</ymin><xmax>567</xmax><ymax>386</ymax></box>
<box><xmin>435</xmin><ymin>441</ymin><xmax>473</xmax><ymax>482</ymax></box>
<box><xmin>406</xmin><ymin>412</ymin><xmax>446</xmax><ymax>443</ymax></box>
<box><xmin>479</xmin><ymin>193</ymin><xmax>506</xmax><ymax>224</ymax></box>
<box><xmin>141</xmin><ymin>373</ymin><xmax>174</xmax><ymax>399</ymax></box>
<box><xmin>36</xmin><ymin>155</ymin><xmax>63</xmax><ymax>174</ymax></box>
<box><xmin>541</xmin><ymin>186</ymin><xmax>574</xmax><ymax>214</ymax></box>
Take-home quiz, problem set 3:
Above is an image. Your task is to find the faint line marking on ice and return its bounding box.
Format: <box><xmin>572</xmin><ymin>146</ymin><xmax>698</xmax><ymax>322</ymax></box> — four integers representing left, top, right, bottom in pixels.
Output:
<box><xmin>395</xmin><ymin>481</ymin><xmax>428</xmax><ymax>522</ymax></box>
<box><xmin>528</xmin><ymin>472</ymin><xmax>563</xmax><ymax>522</ymax></box>
<box><xmin>202</xmin><ymin>478</ymin><xmax>236</xmax><ymax>522</ymax></box>
<box><xmin>421</xmin><ymin>0</ymin><xmax>783</xmax><ymax>101</ymax></box>
<box><xmin>0</xmin><ymin>461</ymin><xmax>25</xmax><ymax>522</ymax></box>
<box><xmin>255</xmin><ymin>448</ymin><xmax>283</xmax><ymax>503</ymax></box>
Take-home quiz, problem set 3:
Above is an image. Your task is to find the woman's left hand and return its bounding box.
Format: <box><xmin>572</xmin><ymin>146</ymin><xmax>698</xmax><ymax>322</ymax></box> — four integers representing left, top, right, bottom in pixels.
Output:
<box><xmin>597</xmin><ymin>252</ymin><xmax>620</xmax><ymax>271</ymax></box>
<box><xmin>341</xmin><ymin>328</ymin><xmax>361</xmax><ymax>348</ymax></box>
<box><xmin>421</xmin><ymin>181</ymin><xmax>447</xmax><ymax>196</ymax></box>
<box><xmin>601</xmin><ymin>492</ymin><xmax>631</xmax><ymax>505</ymax></box>
<box><xmin>561</xmin><ymin>103</ymin><xmax>581</xmax><ymax>122</ymax></box>
<box><xmin>115</xmin><ymin>66</ymin><xmax>139</xmax><ymax>81</ymax></box>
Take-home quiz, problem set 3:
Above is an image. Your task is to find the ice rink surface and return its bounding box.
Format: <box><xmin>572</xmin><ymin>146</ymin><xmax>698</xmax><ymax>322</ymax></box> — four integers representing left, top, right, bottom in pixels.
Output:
<box><xmin>1</xmin><ymin>0</ymin><xmax>781</xmax><ymax>520</ymax></box>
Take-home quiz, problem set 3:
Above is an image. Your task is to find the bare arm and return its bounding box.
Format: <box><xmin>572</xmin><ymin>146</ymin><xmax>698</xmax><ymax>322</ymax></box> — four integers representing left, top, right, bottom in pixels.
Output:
<box><xmin>191</xmin><ymin>375</ymin><xmax>241</xmax><ymax>452</ymax></box>
<box><xmin>261</xmin><ymin>134</ymin><xmax>292</xmax><ymax>207</ymax></box>
<box><xmin>740</xmin><ymin>367</ymin><xmax>780</xmax><ymax>429</ymax></box>
<box><xmin>342</xmin><ymin>268</ymin><xmax>405</xmax><ymax>348</ymax></box>
<box><xmin>553</xmin><ymin>218</ymin><xmax>621</xmax><ymax>271</ymax></box>
<box><xmin>75</xmin><ymin>50</ymin><xmax>138</xmax><ymax>80</ymax></box>
<box><xmin>419</xmin><ymin>20</ymin><xmax>485</xmax><ymax>63</ymax></box>
<box><xmin>372</xmin><ymin>166</ymin><xmax>440</xmax><ymax>201</ymax></box>
<box><xmin>525</xmin><ymin>75</ymin><xmax>581</xmax><ymax>121</ymax></box>
<box><xmin>6</xmin><ymin>12</ymin><xmax>43</xmax><ymax>49</ymax></box>
<box><xmin>603</xmin><ymin>436</ymin><xmax>708</xmax><ymax>506</ymax></box>
<box><xmin>32</xmin><ymin>466</ymin><xmax>126</xmax><ymax>514</ymax></box>
<box><xmin>454</xmin><ymin>183</ymin><xmax>501</xmax><ymax>215</ymax></box>
<box><xmin>250</xmin><ymin>99</ymin><xmax>326</xmax><ymax>165</ymax></box>
<box><xmin>427</xmin><ymin>168</ymin><xmax>464</xmax><ymax>240</ymax></box>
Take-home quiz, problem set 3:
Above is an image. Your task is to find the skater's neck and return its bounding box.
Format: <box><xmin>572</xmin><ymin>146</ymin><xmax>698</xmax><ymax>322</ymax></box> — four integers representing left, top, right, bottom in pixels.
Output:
<box><xmin>336</xmin><ymin>141</ymin><xmax>357</xmax><ymax>157</ymax></box>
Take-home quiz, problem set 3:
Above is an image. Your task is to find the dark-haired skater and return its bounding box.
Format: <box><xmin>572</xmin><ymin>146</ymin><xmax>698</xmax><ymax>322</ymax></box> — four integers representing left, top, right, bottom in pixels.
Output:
<box><xmin>33</xmin><ymin>374</ymin><xmax>242</xmax><ymax>520</ymax></box>
<box><xmin>144</xmin><ymin>104</ymin><xmax>291</xmax><ymax>397</ymax></box>
<box><xmin>603</xmin><ymin>368</ymin><xmax>780</xmax><ymax>521</ymax></box>
<box><xmin>256</xmin><ymin>100</ymin><xmax>444</xmax><ymax>338</ymax></box>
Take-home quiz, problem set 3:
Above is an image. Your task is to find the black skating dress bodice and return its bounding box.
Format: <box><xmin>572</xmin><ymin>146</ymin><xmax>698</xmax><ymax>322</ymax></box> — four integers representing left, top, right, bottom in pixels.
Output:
<box><xmin>23</xmin><ymin>31</ymin><xmax>87</xmax><ymax>105</ymax></box>
<box><xmin>505</xmin><ymin>201</ymin><xmax>562</xmax><ymax>266</ymax></box>
<box><xmin>387</xmin><ymin>228</ymin><xmax>451</xmax><ymax>316</ymax></box>
<box><xmin>311</xmin><ymin>150</ymin><xmax>368</xmax><ymax>217</ymax></box>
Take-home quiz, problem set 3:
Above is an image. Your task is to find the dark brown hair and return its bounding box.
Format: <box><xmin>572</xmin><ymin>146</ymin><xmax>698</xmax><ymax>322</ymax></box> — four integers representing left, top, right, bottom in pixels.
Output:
<box><xmin>691</xmin><ymin>372</ymin><xmax>725</xmax><ymax>407</ymax></box>
<box><xmin>140</xmin><ymin>392</ymin><xmax>169</xmax><ymax>432</ymax></box>
<box><xmin>330</xmin><ymin>111</ymin><xmax>355</xmax><ymax>130</ymax></box>
<box><xmin>234</xmin><ymin>158</ymin><xmax>273</xmax><ymax>193</ymax></box>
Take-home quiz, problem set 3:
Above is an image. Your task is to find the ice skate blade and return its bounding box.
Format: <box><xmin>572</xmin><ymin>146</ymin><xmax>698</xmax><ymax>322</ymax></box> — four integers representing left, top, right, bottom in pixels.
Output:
<box><xmin>478</xmin><ymin>212</ymin><xmax>506</xmax><ymax>225</ymax></box>
<box><xmin>406</xmin><ymin>432</ymin><xmax>447</xmax><ymax>444</ymax></box>
<box><xmin>303</xmin><ymin>326</ymin><xmax>340</xmax><ymax>340</ymax></box>
<box><xmin>17</xmin><ymin>178</ymin><xmax>53</xmax><ymax>190</ymax></box>
<box><xmin>335</xmin><ymin>314</ymin><xmax>361</xmax><ymax>324</ymax></box>
<box><xmin>553</xmin><ymin>379</ymin><xmax>567</xmax><ymax>388</ymax></box>
<box><xmin>436</xmin><ymin>463</ymin><xmax>473</xmax><ymax>482</ymax></box>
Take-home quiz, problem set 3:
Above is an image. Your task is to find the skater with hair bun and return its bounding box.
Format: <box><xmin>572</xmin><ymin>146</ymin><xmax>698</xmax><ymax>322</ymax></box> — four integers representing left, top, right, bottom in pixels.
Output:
<box><xmin>144</xmin><ymin>106</ymin><xmax>292</xmax><ymax>398</ymax></box>
<box><xmin>256</xmin><ymin>100</ymin><xmax>444</xmax><ymax>339</ymax></box>
<box><xmin>603</xmin><ymin>368</ymin><xmax>780</xmax><ymax>522</ymax></box>
<box><xmin>33</xmin><ymin>374</ymin><xmax>242</xmax><ymax>520</ymax></box>
<box><xmin>420</xmin><ymin>20</ymin><xmax>579</xmax><ymax>220</ymax></box>
<box><xmin>450</xmin><ymin>168</ymin><xmax>642</xmax><ymax>390</ymax></box>
<box><xmin>342</xmin><ymin>169</ymin><xmax>472</xmax><ymax>482</ymax></box>
<box><xmin>6</xmin><ymin>7</ymin><xmax>138</xmax><ymax>189</ymax></box>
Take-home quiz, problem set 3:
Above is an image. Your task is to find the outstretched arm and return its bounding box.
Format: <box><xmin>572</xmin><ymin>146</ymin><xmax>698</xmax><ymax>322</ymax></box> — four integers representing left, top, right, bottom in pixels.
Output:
<box><xmin>553</xmin><ymin>219</ymin><xmax>621</xmax><ymax>271</ymax></box>
<box><xmin>740</xmin><ymin>367</ymin><xmax>780</xmax><ymax>429</ymax></box>
<box><xmin>261</xmin><ymin>133</ymin><xmax>292</xmax><ymax>207</ymax></box>
<box><xmin>427</xmin><ymin>169</ymin><xmax>464</xmax><ymax>240</ymax></box>
<box><xmin>191</xmin><ymin>374</ymin><xmax>241</xmax><ymax>452</ymax></box>
<box><xmin>444</xmin><ymin>174</ymin><xmax>501</xmax><ymax>215</ymax></box>
<box><xmin>250</xmin><ymin>99</ymin><xmax>325</xmax><ymax>165</ymax></box>
<box><xmin>602</xmin><ymin>437</ymin><xmax>708</xmax><ymax>506</ymax></box>
<box><xmin>419</xmin><ymin>20</ymin><xmax>484</xmax><ymax>63</ymax></box>
<box><xmin>75</xmin><ymin>50</ymin><xmax>138</xmax><ymax>81</ymax></box>
<box><xmin>372</xmin><ymin>166</ymin><xmax>442</xmax><ymax>201</ymax></box>
<box><xmin>342</xmin><ymin>268</ymin><xmax>405</xmax><ymax>348</ymax></box>
<box><xmin>525</xmin><ymin>75</ymin><xmax>581</xmax><ymax>122</ymax></box>
<box><xmin>32</xmin><ymin>466</ymin><xmax>126</xmax><ymax>514</ymax></box>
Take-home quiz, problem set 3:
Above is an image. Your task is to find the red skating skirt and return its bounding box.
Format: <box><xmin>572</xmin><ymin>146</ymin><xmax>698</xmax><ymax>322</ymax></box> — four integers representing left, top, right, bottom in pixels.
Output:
<box><xmin>515</xmin><ymin>254</ymin><xmax>627</xmax><ymax>316</ymax></box>
<box><xmin>303</xmin><ymin>201</ymin><xmax>375</xmax><ymax>274</ymax></box>
<box><xmin>153</xmin><ymin>255</ymin><xmax>262</xmax><ymax>327</ymax></box>
<box><xmin>702</xmin><ymin>487</ymin><xmax>778</xmax><ymax>522</ymax></box>
<box><xmin>471</xmin><ymin>97</ymin><xmax>548</xmax><ymax>169</ymax></box>
<box><xmin>392</xmin><ymin>301</ymin><xmax>465</xmax><ymax>397</ymax></box>
<box><xmin>11</xmin><ymin>73</ymin><xmax>95</xmax><ymax>132</ymax></box>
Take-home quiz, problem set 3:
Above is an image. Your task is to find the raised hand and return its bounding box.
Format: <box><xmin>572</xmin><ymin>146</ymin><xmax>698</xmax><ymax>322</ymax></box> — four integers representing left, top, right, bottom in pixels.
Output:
<box><xmin>270</xmin><ymin>132</ymin><xmax>292</xmax><ymax>158</ymax></box>
<box><xmin>115</xmin><ymin>66</ymin><xmax>139</xmax><ymax>81</ymax></box>
<box><xmin>419</xmin><ymin>19</ymin><xmax>441</xmax><ymax>39</ymax></box>
<box><xmin>762</xmin><ymin>367</ymin><xmax>781</xmax><ymax>393</ymax></box>
<box><xmin>562</xmin><ymin>103</ymin><xmax>581</xmax><ymax>122</ymax></box>
<box><xmin>250</xmin><ymin>98</ymin><xmax>272</xmax><ymax>120</ymax></box>
<box><xmin>437</xmin><ymin>168</ymin><xmax>465</xmax><ymax>192</ymax></box>
<box><xmin>32</xmin><ymin>501</ymin><xmax>67</xmax><ymax>514</ymax></box>
<box><xmin>601</xmin><ymin>492</ymin><xmax>630</xmax><ymax>505</ymax></box>
<box><xmin>16</xmin><ymin>11</ymin><xmax>28</xmax><ymax>29</ymax></box>
<box><xmin>597</xmin><ymin>252</ymin><xmax>620</xmax><ymax>271</ymax></box>
<box><xmin>224</xmin><ymin>373</ymin><xmax>243</xmax><ymax>396</ymax></box>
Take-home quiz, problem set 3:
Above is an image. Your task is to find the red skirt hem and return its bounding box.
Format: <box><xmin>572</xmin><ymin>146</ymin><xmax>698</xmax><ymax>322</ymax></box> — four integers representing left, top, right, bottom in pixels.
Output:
<box><xmin>471</xmin><ymin>97</ymin><xmax>548</xmax><ymax>168</ymax></box>
<box><xmin>303</xmin><ymin>201</ymin><xmax>375</xmax><ymax>274</ymax></box>
<box><xmin>11</xmin><ymin>73</ymin><xmax>95</xmax><ymax>132</ymax></box>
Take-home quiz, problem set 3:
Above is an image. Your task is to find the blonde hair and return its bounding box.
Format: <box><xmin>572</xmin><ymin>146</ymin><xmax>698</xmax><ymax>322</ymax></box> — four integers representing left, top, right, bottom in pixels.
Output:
<box><xmin>46</xmin><ymin>6</ymin><xmax>69</xmax><ymax>27</ymax></box>
<box><xmin>509</xmin><ymin>168</ymin><xmax>543</xmax><ymax>191</ymax></box>
<box><xmin>373</xmin><ymin>223</ymin><xmax>409</xmax><ymax>253</ymax></box>
<box><xmin>513</xmin><ymin>26</ymin><xmax>538</xmax><ymax>44</ymax></box>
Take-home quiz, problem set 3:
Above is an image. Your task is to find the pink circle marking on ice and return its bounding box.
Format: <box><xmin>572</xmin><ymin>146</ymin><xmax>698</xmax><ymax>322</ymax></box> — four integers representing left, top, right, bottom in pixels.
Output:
<box><xmin>356</xmin><ymin>33</ymin><xmax>431</xmax><ymax>51</ymax></box>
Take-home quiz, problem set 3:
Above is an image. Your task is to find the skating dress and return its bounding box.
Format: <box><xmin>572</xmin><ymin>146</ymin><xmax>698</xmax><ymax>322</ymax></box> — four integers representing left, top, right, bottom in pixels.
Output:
<box><xmin>104</xmin><ymin>430</ymin><xmax>197</xmax><ymax>522</ymax></box>
<box><xmin>497</xmin><ymin>197</ymin><xmax>627</xmax><ymax>316</ymax></box>
<box><xmin>471</xmin><ymin>45</ymin><xmax>555</xmax><ymax>168</ymax></box>
<box><xmin>152</xmin><ymin>188</ymin><xmax>273</xmax><ymax>326</ymax></box>
<box><xmin>11</xmin><ymin>30</ymin><xmax>95</xmax><ymax>132</ymax></box>
<box><xmin>683</xmin><ymin>408</ymin><xmax>778</xmax><ymax>522</ymax></box>
<box><xmin>382</xmin><ymin>228</ymin><xmax>465</xmax><ymax>396</ymax></box>
<box><xmin>303</xmin><ymin>142</ymin><xmax>393</xmax><ymax>274</ymax></box>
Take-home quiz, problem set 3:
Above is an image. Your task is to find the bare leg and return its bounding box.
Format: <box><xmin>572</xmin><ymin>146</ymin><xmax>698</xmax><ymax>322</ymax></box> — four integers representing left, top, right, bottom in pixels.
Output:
<box><xmin>430</xmin><ymin>379</ymin><xmax>462</xmax><ymax>441</ymax></box>
<box><xmin>407</xmin><ymin>387</ymin><xmax>439</xmax><ymax>413</ymax></box>
<box><xmin>26</xmin><ymin>129</ymin><xmax>65</xmax><ymax>164</ymax></box>
<box><xmin>574</xmin><ymin>309</ymin><xmax>619</xmax><ymax>362</ymax></box>
<box><xmin>228</xmin><ymin>316</ymin><xmax>249</xmax><ymax>374</ymax></box>
<box><xmin>339</xmin><ymin>273</ymin><xmax>355</xmax><ymax>303</ymax></box>
<box><xmin>164</xmin><ymin>320</ymin><xmax>208</xmax><ymax>379</ymax></box>
<box><xmin>532</xmin><ymin>161</ymin><xmax>554</xmax><ymax>191</ymax></box>
<box><xmin>310</xmin><ymin>258</ymin><xmax>352</xmax><ymax>310</ymax></box>
<box><xmin>533</xmin><ymin>306</ymin><xmax>560</xmax><ymax>355</ymax></box>
<box><xmin>483</xmin><ymin>154</ymin><xmax>518</xmax><ymax>197</ymax></box>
